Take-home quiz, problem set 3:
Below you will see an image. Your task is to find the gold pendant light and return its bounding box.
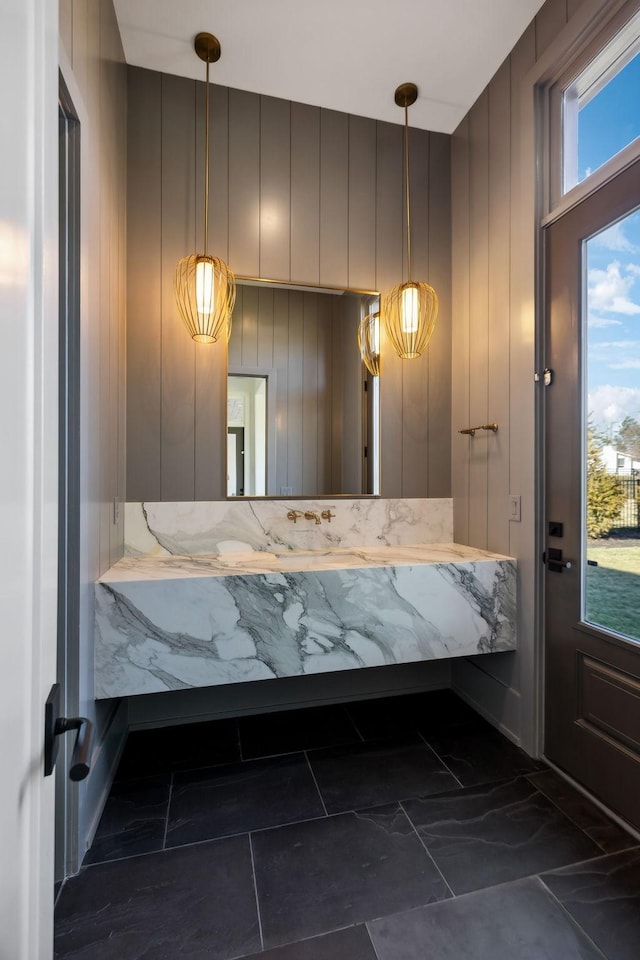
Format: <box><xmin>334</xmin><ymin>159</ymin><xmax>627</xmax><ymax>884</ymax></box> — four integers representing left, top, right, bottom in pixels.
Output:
<box><xmin>381</xmin><ymin>83</ymin><xmax>438</xmax><ymax>360</ymax></box>
<box><xmin>358</xmin><ymin>310</ymin><xmax>381</xmax><ymax>377</ymax></box>
<box><xmin>174</xmin><ymin>32</ymin><xmax>236</xmax><ymax>344</ymax></box>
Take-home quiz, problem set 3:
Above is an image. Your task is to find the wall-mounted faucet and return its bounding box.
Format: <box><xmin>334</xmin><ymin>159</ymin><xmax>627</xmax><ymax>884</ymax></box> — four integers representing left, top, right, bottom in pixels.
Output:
<box><xmin>286</xmin><ymin>509</ymin><xmax>335</xmax><ymax>525</ymax></box>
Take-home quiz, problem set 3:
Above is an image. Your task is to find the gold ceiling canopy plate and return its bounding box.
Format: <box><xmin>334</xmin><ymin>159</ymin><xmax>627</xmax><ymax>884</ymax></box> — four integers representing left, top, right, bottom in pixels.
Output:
<box><xmin>174</xmin><ymin>30</ymin><xmax>235</xmax><ymax>344</ymax></box>
<box><xmin>381</xmin><ymin>82</ymin><xmax>438</xmax><ymax>360</ymax></box>
<box><xmin>394</xmin><ymin>82</ymin><xmax>418</xmax><ymax>108</ymax></box>
<box><xmin>194</xmin><ymin>32</ymin><xmax>221</xmax><ymax>63</ymax></box>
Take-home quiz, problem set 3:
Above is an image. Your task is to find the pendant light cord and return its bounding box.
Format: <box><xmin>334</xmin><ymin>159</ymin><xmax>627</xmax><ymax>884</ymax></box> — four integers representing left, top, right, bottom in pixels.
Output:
<box><xmin>204</xmin><ymin>57</ymin><xmax>210</xmax><ymax>257</ymax></box>
<box><xmin>404</xmin><ymin>103</ymin><xmax>411</xmax><ymax>283</ymax></box>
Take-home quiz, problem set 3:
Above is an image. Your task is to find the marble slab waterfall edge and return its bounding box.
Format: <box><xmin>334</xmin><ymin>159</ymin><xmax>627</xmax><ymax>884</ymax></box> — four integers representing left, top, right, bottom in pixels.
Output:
<box><xmin>94</xmin><ymin>546</ymin><xmax>516</xmax><ymax>699</ymax></box>
<box><xmin>125</xmin><ymin>498</ymin><xmax>453</xmax><ymax>556</ymax></box>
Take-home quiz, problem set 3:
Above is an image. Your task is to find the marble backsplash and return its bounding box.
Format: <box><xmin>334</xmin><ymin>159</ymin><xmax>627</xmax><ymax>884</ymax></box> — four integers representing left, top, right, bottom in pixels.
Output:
<box><xmin>125</xmin><ymin>498</ymin><xmax>453</xmax><ymax>557</ymax></box>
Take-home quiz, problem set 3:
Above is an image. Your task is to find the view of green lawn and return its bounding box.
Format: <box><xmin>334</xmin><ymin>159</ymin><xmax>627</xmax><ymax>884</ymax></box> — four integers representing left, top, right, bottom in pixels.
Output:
<box><xmin>586</xmin><ymin>545</ymin><xmax>640</xmax><ymax>639</ymax></box>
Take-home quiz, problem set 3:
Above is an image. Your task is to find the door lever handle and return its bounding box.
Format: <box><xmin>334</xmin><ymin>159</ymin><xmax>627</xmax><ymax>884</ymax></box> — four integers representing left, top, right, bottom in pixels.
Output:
<box><xmin>543</xmin><ymin>549</ymin><xmax>574</xmax><ymax>572</ymax></box>
<box><xmin>44</xmin><ymin>683</ymin><xmax>94</xmax><ymax>781</ymax></box>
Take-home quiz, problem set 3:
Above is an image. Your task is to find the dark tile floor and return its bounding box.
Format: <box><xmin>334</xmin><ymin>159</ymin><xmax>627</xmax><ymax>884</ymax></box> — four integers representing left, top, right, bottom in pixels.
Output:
<box><xmin>55</xmin><ymin>690</ymin><xmax>640</xmax><ymax>960</ymax></box>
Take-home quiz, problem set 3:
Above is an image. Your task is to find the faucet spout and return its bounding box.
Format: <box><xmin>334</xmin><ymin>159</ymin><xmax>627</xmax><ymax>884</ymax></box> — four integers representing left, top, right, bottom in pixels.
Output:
<box><xmin>304</xmin><ymin>511</ymin><xmax>322</xmax><ymax>525</ymax></box>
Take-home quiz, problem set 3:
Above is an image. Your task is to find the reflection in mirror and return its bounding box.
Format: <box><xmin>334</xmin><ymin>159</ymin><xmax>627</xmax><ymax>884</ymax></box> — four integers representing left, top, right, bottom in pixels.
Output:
<box><xmin>227</xmin><ymin>280</ymin><xmax>380</xmax><ymax>498</ymax></box>
<box><xmin>227</xmin><ymin>375</ymin><xmax>267</xmax><ymax>496</ymax></box>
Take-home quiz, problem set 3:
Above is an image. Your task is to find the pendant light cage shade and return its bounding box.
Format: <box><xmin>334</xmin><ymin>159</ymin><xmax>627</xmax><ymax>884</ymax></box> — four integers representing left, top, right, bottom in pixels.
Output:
<box><xmin>174</xmin><ymin>254</ymin><xmax>236</xmax><ymax>344</ymax></box>
<box><xmin>358</xmin><ymin>311</ymin><xmax>381</xmax><ymax>376</ymax></box>
<box><xmin>382</xmin><ymin>280</ymin><xmax>438</xmax><ymax>360</ymax></box>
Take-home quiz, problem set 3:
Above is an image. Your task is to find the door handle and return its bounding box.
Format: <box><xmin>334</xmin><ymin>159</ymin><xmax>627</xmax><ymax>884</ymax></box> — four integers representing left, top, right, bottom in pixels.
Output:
<box><xmin>44</xmin><ymin>683</ymin><xmax>93</xmax><ymax>781</ymax></box>
<box><xmin>543</xmin><ymin>548</ymin><xmax>574</xmax><ymax>573</ymax></box>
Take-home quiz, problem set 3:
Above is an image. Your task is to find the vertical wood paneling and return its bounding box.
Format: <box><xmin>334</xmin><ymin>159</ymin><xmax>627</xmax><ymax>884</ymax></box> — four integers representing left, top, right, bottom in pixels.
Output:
<box><xmin>291</xmin><ymin>103</ymin><xmax>320</xmax><ymax>284</ymax></box>
<box><xmin>260</xmin><ymin>96</ymin><xmax>291</xmax><ymax>281</ymax></box>
<box><xmin>376</xmin><ymin>120</ymin><xmax>404</xmax><ymax>499</ymax></box>
<box><xmin>194</xmin><ymin>81</ymin><xmax>227</xmax><ymax>500</ymax></box>
<box><xmin>509</xmin><ymin>23</ymin><xmax>536</xmax><ymax>568</ymax></box>
<box><xmin>209</xmin><ymin>83</ymin><xmax>229</xmax><ymax>263</ymax></box>
<box><xmin>402</xmin><ymin>128</ymin><xmax>430</xmax><ymax>497</ymax></box>
<box><xmin>126</xmin><ymin>70</ymin><xmax>452</xmax><ymax>503</ymax></box>
<box><xmin>451</xmin><ymin>118</ymin><xmax>471</xmax><ymax>543</ymax></box>
<box><xmin>71</xmin><ymin>0</ymin><xmax>89</xmax><ymax>98</ymax></box>
<box><xmin>317</xmin><ymin>294</ymin><xmax>333</xmax><ymax>491</ymax></box>
<box><xmin>468</xmin><ymin>91</ymin><xmax>490</xmax><ymax>549</ymax></box>
<box><xmin>348</xmin><ymin>115</ymin><xmax>377</xmax><ymax>289</ymax></box>
<box><xmin>59</xmin><ymin>0</ymin><xmax>73</xmax><ymax>62</ymax></box>
<box><xmin>302</xmin><ymin>293</ymin><xmax>319</xmax><ymax>494</ymax></box>
<box><xmin>97</xmin><ymin>0</ymin><xmax>112</xmax><ymax>575</ymax></box>
<box><xmin>127</xmin><ymin>69</ymin><xmax>162</xmax><ymax>500</ymax></box>
<box><xmin>160</xmin><ymin>75</ymin><xmax>196</xmax><ymax>500</ymax></box>
<box><xmin>257</xmin><ymin>287</ymin><xmax>275</xmax><ymax>369</ymax></box>
<box><xmin>229</xmin><ymin>89</ymin><xmax>260</xmax><ymax>277</ymax></box>
<box><xmin>487</xmin><ymin>62</ymin><xmax>512</xmax><ymax>556</ymax></box>
<box><xmin>535</xmin><ymin>0</ymin><xmax>569</xmax><ymax>58</ymax></box>
<box><xmin>240</xmin><ymin>285</ymin><xmax>259</xmax><ymax>367</ymax></box>
<box><xmin>287</xmin><ymin>291</ymin><xmax>304</xmax><ymax>493</ymax></box>
<box><xmin>273</xmin><ymin>290</ymin><xmax>289</xmax><ymax>492</ymax></box>
<box><xmin>319</xmin><ymin>110</ymin><xmax>349</xmax><ymax>287</ymax></box>
<box><xmin>427</xmin><ymin>132</ymin><xmax>452</xmax><ymax>499</ymax></box>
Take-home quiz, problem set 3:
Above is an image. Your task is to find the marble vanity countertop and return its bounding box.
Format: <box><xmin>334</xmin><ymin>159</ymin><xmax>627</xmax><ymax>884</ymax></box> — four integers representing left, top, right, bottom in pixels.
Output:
<box><xmin>99</xmin><ymin>542</ymin><xmax>512</xmax><ymax>583</ymax></box>
<box><xmin>95</xmin><ymin>542</ymin><xmax>517</xmax><ymax>699</ymax></box>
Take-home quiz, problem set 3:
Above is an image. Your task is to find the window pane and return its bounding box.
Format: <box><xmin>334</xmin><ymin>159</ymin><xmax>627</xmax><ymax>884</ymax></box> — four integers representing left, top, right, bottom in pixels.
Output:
<box><xmin>577</xmin><ymin>50</ymin><xmax>640</xmax><ymax>184</ymax></box>
<box><xmin>584</xmin><ymin>206</ymin><xmax>640</xmax><ymax>642</ymax></box>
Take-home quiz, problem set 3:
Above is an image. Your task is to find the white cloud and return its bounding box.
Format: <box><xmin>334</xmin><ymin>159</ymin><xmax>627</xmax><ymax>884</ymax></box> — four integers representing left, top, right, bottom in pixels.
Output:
<box><xmin>592</xmin><ymin>222</ymin><xmax>640</xmax><ymax>254</ymax></box>
<box><xmin>609</xmin><ymin>359</ymin><xmax>640</xmax><ymax>369</ymax></box>
<box><xmin>588</xmin><ymin>261</ymin><xmax>640</xmax><ymax>315</ymax></box>
<box><xmin>589</xmin><ymin>384</ymin><xmax>640</xmax><ymax>427</ymax></box>
<box><xmin>588</xmin><ymin>316</ymin><xmax>623</xmax><ymax>328</ymax></box>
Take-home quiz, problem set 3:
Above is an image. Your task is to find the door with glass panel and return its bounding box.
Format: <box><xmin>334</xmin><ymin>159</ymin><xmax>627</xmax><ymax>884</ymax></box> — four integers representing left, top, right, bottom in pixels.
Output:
<box><xmin>545</xmin><ymin>157</ymin><xmax>640</xmax><ymax>831</ymax></box>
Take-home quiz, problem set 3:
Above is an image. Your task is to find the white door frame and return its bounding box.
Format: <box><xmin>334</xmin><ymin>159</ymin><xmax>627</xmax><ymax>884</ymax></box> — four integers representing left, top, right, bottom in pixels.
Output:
<box><xmin>0</xmin><ymin>1</ymin><xmax>59</xmax><ymax>957</ymax></box>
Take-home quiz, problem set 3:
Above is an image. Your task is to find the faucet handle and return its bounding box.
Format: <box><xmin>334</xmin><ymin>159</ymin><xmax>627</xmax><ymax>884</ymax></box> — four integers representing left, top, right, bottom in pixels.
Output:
<box><xmin>321</xmin><ymin>510</ymin><xmax>335</xmax><ymax>523</ymax></box>
<box><xmin>287</xmin><ymin>510</ymin><xmax>303</xmax><ymax>523</ymax></box>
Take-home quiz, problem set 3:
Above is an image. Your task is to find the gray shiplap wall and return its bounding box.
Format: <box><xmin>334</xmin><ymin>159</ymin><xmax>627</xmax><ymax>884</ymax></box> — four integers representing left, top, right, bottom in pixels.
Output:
<box><xmin>450</xmin><ymin>0</ymin><xmax>599</xmax><ymax>751</ymax></box>
<box><xmin>59</xmin><ymin>0</ymin><xmax>128</xmax><ymax>868</ymax></box>
<box><xmin>126</xmin><ymin>67</ymin><xmax>451</xmax><ymax>502</ymax></box>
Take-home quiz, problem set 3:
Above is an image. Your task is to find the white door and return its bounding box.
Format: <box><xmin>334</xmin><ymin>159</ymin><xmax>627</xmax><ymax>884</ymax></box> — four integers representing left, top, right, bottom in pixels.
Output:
<box><xmin>0</xmin><ymin>1</ymin><xmax>59</xmax><ymax>957</ymax></box>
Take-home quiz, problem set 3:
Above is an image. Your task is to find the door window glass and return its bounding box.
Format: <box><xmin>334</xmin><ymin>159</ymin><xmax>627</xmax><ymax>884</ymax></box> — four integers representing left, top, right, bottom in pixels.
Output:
<box><xmin>585</xmin><ymin>206</ymin><xmax>640</xmax><ymax>641</ymax></box>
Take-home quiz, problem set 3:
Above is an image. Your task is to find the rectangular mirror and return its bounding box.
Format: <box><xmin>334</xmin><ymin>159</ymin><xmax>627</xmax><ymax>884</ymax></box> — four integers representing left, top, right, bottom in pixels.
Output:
<box><xmin>227</xmin><ymin>279</ymin><xmax>380</xmax><ymax>497</ymax></box>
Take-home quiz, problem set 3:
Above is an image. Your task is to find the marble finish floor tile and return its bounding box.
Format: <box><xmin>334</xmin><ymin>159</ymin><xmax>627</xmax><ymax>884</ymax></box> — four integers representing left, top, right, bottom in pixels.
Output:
<box><xmin>423</xmin><ymin>723</ymin><xmax>543</xmax><ymax>786</ymax></box>
<box><xmin>240</xmin><ymin>925</ymin><xmax>378</xmax><ymax>960</ymax></box>
<box><xmin>55</xmin><ymin>836</ymin><xmax>261</xmax><ymax>960</ymax></box>
<box><xmin>542</xmin><ymin>847</ymin><xmax>640</xmax><ymax>960</ymax></box>
<box><xmin>308</xmin><ymin>736</ymin><xmax>459</xmax><ymax>813</ymax></box>
<box><xmin>115</xmin><ymin>717</ymin><xmax>240</xmax><ymax>780</ymax></box>
<box><xmin>83</xmin><ymin>775</ymin><xmax>171</xmax><ymax>865</ymax></box>
<box><xmin>528</xmin><ymin>769</ymin><xmax>637</xmax><ymax>854</ymax></box>
<box><xmin>368</xmin><ymin>876</ymin><xmax>605</xmax><ymax>960</ymax></box>
<box><xmin>403</xmin><ymin>777</ymin><xmax>602</xmax><ymax>895</ymax></box>
<box><xmin>251</xmin><ymin>803</ymin><xmax>450</xmax><ymax>949</ymax></box>
<box><xmin>166</xmin><ymin>752</ymin><xmax>325</xmax><ymax>847</ymax></box>
<box><xmin>238</xmin><ymin>704</ymin><xmax>360</xmax><ymax>759</ymax></box>
<box><xmin>346</xmin><ymin>690</ymin><xmax>478</xmax><ymax>741</ymax></box>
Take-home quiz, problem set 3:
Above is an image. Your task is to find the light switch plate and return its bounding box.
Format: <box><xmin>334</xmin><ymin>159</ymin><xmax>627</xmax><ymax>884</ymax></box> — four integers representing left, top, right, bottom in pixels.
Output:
<box><xmin>509</xmin><ymin>495</ymin><xmax>521</xmax><ymax>522</ymax></box>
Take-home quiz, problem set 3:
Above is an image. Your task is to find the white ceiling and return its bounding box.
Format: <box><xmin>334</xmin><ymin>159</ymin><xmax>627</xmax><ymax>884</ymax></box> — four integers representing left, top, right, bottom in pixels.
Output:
<box><xmin>113</xmin><ymin>0</ymin><xmax>546</xmax><ymax>134</ymax></box>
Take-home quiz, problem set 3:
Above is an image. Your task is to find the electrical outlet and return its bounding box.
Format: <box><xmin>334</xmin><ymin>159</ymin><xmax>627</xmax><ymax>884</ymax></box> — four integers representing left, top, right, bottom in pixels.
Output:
<box><xmin>280</xmin><ymin>487</ymin><xmax>293</xmax><ymax>496</ymax></box>
<box><xmin>509</xmin><ymin>495</ymin><xmax>521</xmax><ymax>522</ymax></box>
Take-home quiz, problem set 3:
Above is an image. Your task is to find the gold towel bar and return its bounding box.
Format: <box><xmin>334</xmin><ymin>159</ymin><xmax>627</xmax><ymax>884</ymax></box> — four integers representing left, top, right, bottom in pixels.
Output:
<box><xmin>458</xmin><ymin>423</ymin><xmax>499</xmax><ymax>437</ymax></box>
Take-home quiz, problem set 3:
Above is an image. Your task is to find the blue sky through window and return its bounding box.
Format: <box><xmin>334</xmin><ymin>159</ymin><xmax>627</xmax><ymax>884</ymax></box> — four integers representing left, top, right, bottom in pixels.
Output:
<box><xmin>584</xmin><ymin>56</ymin><xmax>640</xmax><ymax>440</ymax></box>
